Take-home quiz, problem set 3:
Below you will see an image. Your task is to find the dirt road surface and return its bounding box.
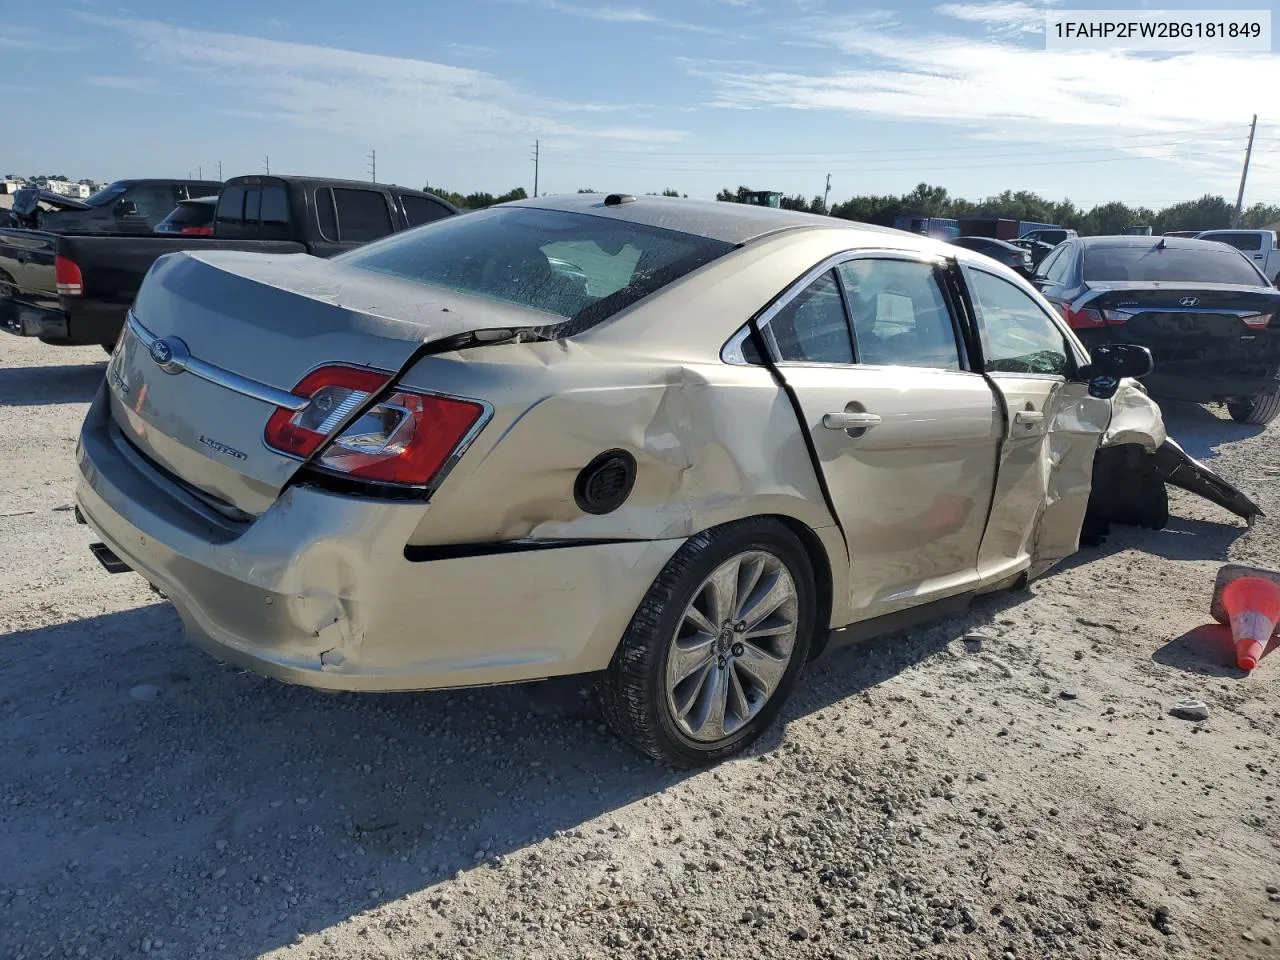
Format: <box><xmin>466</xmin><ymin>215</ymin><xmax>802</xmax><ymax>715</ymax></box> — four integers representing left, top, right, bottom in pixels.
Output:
<box><xmin>2</xmin><ymin>334</ymin><xmax>1278</xmax><ymax>960</ymax></box>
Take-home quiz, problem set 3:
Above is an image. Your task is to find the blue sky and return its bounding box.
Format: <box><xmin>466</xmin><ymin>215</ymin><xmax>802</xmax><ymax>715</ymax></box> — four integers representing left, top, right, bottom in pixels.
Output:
<box><xmin>1</xmin><ymin>0</ymin><xmax>1276</xmax><ymax>208</ymax></box>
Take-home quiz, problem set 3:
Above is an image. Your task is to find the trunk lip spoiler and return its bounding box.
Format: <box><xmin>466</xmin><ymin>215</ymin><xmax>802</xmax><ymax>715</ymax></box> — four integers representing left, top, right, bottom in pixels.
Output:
<box><xmin>123</xmin><ymin>312</ymin><xmax>309</xmax><ymax>412</ymax></box>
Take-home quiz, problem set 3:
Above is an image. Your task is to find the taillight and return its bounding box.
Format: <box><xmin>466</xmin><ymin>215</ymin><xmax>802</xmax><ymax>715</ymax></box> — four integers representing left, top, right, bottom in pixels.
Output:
<box><xmin>55</xmin><ymin>255</ymin><xmax>83</xmax><ymax>297</ymax></box>
<box><xmin>1241</xmin><ymin>312</ymin><xmax>1272</xmax><ymax>329</ymax></box>
<box><xmin>264</xmin><ymin>365</ymin><xmax>486</xmax><ymax>488</ymax></box>
<box><xmin>180</xmin><ymin>225</ymin><xmax>213</xmax><ymax>236</ymax></box>
<box><xmin>1059</xmin><ymin>304</ymin><xmax>1128</xmax><ymax>330</ymax></box>
<box><xmin>265</xmin><ymin>366</ymin><xmax>393</xmax><ymax>459</ymax></box>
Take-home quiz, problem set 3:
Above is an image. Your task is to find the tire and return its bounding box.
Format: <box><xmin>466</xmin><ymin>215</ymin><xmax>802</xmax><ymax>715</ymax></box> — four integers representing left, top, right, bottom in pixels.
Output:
<box><xmin>1227</xmin><ymin>394</ymin><xmax>1280</xmax><ymax>426</ymax></box>
<box><xmin>1085</xmin><ymin>445</ymin><xmax>1168</xmax><ymax>532</ymax></box>
<box><xmin>597</xmin><ymin>518</ymin><xmax>817</xmax><ymax>767</ymax></box>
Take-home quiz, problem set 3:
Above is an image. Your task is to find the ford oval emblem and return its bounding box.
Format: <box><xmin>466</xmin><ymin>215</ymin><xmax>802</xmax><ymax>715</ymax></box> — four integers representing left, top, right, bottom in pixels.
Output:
<box><xmin>148</xmin><ymin>336</ymin><xmax>189</xmax><ymax>375</ymax></box>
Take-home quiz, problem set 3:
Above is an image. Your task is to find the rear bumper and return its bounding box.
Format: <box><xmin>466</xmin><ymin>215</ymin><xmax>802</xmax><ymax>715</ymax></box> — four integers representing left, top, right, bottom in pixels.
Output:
<box><xmin>1</xmin><ymin>297</ymin><xmax>126</xmax><ymax>346</ymax></box>
<box><xmin>74</xmin><ymin>385</ymin><xmax>683</xmax><ymax>691</ymax></box>
<box><xmin>1140</xmin><ymin>370</ymin><xmax>1280</xmax><ymax>403</ymax></box>
<box><xmin>1077</xmin><ymin>329</ymin><xmax>1280</xmax><ymax>403</ymax></box>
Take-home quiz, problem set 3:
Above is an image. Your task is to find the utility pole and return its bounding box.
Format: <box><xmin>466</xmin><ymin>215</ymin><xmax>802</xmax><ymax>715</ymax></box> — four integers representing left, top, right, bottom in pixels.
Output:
<box><xmin>217</xmin><ymin>160</ymin><xmax>223</xmax><ymax>180</ymax></box>
<box><xmin>531</xmin><ymin>140</ymin><xmax>540</xmax><ymax>198</ymax></box>
<box><xmin>368</xmin><ymin>148</ymin><xmax>376</xmax><ymax>183</ymax></box>
<box><xmin>197</xmin><ymin>165</ymin><xmax>202</xmax><ymax>179</ymax></box>
<box><xmin>263</xmin><ymin>155</ymin><xmax>270</xmax><ymax>175</ymax></box>
<box><xmin>1231</xmin><ymin>114</ymin><xmax>1257</xmax><ymax>227</ymax></box>
<box><xmin>822</xmin><ymin>173</ymin><xmax>831</xmax><ymax>215</ymax></box>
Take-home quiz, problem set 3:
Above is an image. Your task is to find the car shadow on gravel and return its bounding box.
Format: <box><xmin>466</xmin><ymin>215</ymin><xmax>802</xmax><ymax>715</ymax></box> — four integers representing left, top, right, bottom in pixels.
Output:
<box><xmin>1156</xmin><ymin>399</ymin><xmax>1266</xmax><ymax>462</ymax></box>
<box><xmin>0</xmin><ymin>603</ymin><xmax>697</xmax><ymax>958</ymax></box>
<box><xmin>0</xmin><ymin>361</ymin><xmax>105</xmax><ymax>406</ymax></box>
<box><xmin>1047</xmin><ymin>514</ymin><xmax>1247</xmax><ymax>580</ymax></box>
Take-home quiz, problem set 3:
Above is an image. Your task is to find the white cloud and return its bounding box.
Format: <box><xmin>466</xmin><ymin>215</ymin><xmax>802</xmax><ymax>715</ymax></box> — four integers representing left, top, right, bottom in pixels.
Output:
<box><xmin>935</xmin><ymin>1</ymin><xmax>1057</xmax><ymax>35</ymax></box>
<box><xmin>87</xmin><ymin>75</ymin><xmax>163</xmax><ymax>93</ymax></box>
<box><xmin>693</xmin><ymin>16</ymin><xmax>1278</xmax><ymax>192</ymax></box>
<box><xmin>531</xmin><ymin>0</ymin><xmax>720</xmax><ymax>33</ymax></box>
<box><xmin>0</xmin><ymin>25</ymin><xmax>78</xmax><ymax>51</ymax></box>
<box><xmin>83</xmin><ymin>16</ymin><xmax>688</xmax><ymax>152</ymax></box>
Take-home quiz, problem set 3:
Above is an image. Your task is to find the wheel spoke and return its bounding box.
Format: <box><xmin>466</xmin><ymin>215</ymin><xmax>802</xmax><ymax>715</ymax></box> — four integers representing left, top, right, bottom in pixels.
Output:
<box><xmin>706</xmin><ymin>556</ymin><xmax>743</xmax><ymax>624</ymax></box>
<box><xmin>673</xmin><ymin>660</ymin><xmax>714</xmax><ymax>720</ymax></box>
<box><xmin>726</xmin><ymin>664</ymin><xmax>752</xmax><ymax>729</ymax></box>
<box><xmin>668</xmin><ymin>635</ymin><xmax>715</xmax><ymax>686</ymax></box>
<box><xmin>735</xmin><ymin>555</ymin><xmax>767</xmax><ymax>620</ymax></box>
<box><xmin>739</xmin><ymin>571</ymin><xmax>793</xmax><ymax>631</ymax></box>
<box><xmin>683</xmin><ymin>605</ymin><xmax>717</xmax><ymax>638</ymax></box>
<box><xmin>692</xmin><ymin>665</ymin><xmax>728</xmax><ymax>741</ymax></box>
<box><xmin>735</xmin><ymin>641</ymin><xmax>788</xmax><ymax>696</ymax></box>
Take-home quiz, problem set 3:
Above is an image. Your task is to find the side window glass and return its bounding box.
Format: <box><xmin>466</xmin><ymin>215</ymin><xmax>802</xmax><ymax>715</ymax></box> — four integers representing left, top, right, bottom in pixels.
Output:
<box><xmin>969</xmin><ymin>270</ymin><xmax>1071</xmax><ymax>377</ymax></box>
<box><xmin>837</xmin><ymin>259</ymin><xmax>960</xmax><ymax>369</ymax></box>
<box><xmin>332</xmin><ymin>189</ymin><xmax>393</xmax><ymax>243</ymax></box>
<box><xmin>260</xmin><ymin>186</ymin><xmax>290</xmax><ymax>240</ymax></box>
<box><xmin>315</xmin><ymin>188</ymin><xmax>338</xmax><ymax>242</ymax></box>
<box><xmin>766</xmin><ymin>270</ymin><xmax>854</xmax><ymax>364</ymax></box>
<box><xmin>1045</xmin><ymin>246</ymin><xmax>1072</xmax><ymax>284</ymax></box>
<box><xmin>402</xmin><ymin>194</ymin><xmax>452</xmax><ymax>227</ymax></box>
<box><xmin>215</xmin><ymin>186</ymin><xmax>246</xmax><ymax>228</ymax></box>
<box><xmin>1035</xmin><ymin>246</ymin><xmax>1062</xmax><ymax>280</ymax></box>
<box><xmin>243</xmin><ymin>188</ymin><xmax>262</xmax><ymax>234</ymax></box>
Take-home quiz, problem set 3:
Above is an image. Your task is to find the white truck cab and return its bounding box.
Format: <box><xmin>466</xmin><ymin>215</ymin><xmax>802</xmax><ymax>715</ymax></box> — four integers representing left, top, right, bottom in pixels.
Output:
<box><xmin>1196</xmin><ymin>229</ymin><xmax>1280</xmax><ymax>286</ymax></box>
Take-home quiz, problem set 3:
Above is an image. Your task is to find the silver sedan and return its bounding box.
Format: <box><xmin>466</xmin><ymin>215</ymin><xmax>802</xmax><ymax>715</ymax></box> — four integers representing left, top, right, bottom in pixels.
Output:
<box><xmin>75</xmin><ymin>193</ymin><xmax>1257</xmax><ymax>765</ymax></box>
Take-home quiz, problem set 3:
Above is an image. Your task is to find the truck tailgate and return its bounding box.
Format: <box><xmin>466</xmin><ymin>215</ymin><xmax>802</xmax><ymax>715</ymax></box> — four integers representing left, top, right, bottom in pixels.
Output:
<box><xmin>0</xmin><ymin>228</ymin><xmax>58</xmax><ymax>326</ymax></box>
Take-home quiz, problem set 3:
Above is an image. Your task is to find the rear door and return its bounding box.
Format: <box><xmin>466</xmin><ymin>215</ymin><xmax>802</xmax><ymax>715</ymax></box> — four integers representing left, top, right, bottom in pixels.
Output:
<box><xmin>961</xmin><ymin>266</ymin><xmax>1112</xmax><ymax>578</ymax></box>
<box><xmin>311</xmin><ymin>186</ymin><xmax>399</xmax><ymax>258</ymax></box>
<box><xmin>760</xmin><ymin>252</ymin><xmax>1003</xmax><ymax>619</ymax></box>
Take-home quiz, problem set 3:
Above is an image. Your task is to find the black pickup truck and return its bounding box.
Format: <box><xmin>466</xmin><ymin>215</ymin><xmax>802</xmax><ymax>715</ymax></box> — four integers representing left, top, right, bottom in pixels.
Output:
<box><xmin>0</xmin><ymin>175</ymin><xmax>458</xmax><ymax>348</ymax></box>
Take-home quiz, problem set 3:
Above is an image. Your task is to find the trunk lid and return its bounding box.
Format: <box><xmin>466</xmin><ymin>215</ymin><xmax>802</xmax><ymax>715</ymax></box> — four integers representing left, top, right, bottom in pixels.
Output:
<box><xmin>107</xmin><ymin>250</ymin><xmax>542</xmax><ymax>516</ymax></box>
<box><xmin>1081</xmin><ymin>283</ymin><xmax>1280</xmax><ymax>372</ymax></box>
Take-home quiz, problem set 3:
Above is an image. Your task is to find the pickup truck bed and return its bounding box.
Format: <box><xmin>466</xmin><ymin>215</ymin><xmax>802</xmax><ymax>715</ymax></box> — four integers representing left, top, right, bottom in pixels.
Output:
<box><xmin>1</xmin><ymin>230</ymin><xmax>303</xmax><ymax>346</ymax></box>
<box><xmin>1</xmin><ymin>175</ymin><xmax>456</xmax><ymax>348</ymax></box>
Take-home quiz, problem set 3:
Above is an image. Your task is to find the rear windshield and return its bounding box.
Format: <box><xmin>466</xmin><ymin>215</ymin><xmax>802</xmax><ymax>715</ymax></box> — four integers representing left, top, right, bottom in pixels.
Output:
<box><xmin>162</xmin><ymin>202</ymin><xmax>215</xmax><ymax>227</ymax></box>
<box><xmin>1083</xmin><ymin>243</ymin><xmax>1264</xmax><ymax>285</ymax></box>
<box><xmin>337</xmin><ymin>206</ymin><xmax>735</xmax><ymax>333</ymax></box>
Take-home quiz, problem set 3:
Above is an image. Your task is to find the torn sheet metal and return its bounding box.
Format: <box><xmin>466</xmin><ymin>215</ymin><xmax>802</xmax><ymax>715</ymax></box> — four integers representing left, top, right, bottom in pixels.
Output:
<box><xmin>1153</xmin><ymin>438</ymin><xmax>1264</xmax><ymax>524</ymax></box>
<box><xmin>1100</xmin><ymin>379</ymin><xmax>1166</xmax><ymax>451</ymax></box>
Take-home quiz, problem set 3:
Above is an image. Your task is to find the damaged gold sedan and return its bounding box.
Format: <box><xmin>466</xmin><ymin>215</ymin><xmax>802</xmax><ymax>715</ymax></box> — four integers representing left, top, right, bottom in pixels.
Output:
<box><xmin>74</xmin><ymin>194</ymin><xmax>1261</xmax><ymax>765</ymax></box>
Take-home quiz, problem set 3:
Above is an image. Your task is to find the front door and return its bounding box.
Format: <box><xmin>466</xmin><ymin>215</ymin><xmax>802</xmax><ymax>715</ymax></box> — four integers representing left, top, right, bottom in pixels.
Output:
<box><xmin>961</xmin><ymin>265</ymin><xmax>1113</xmax><ymax>580</ymax></box>
<box><xmin>761</xmin><ymin>253</ymin><xmax>1004</xmax><ymax>620</ymax></box>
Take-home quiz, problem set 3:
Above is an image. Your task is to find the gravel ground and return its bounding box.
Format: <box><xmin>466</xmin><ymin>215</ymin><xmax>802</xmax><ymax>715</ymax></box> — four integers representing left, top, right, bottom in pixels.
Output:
<box><xmin>2</xmin><ymin>335</ymin><xmax>1279</xmax><ymax>960</ymax></box>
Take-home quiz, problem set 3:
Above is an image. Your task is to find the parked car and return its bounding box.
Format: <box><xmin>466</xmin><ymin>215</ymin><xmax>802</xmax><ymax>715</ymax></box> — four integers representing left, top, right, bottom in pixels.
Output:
<box><xmin>1019</xmin><ymin>227</ymin><xmax>1077</xmax><ymax>246</ymax></box>
<box><xmin>1195</xmin><ymin>229</ymin><xmax>1280</xmax><ymax>286</ymax></box>
<box><xmin>0</xmin><ymin>175</ymin><xmax>458</xmax><ymax>349</ymax></box>
<box><xmin>1010</xmin><ymin>237</ymin><xmax>1057</xmax><ymax>270</ymax></box>
<box><xmin>949</xmin><ymin>235</ymin><xmax>1032</xmax><ymax>275</ymax></box>
<box><xmin>1163</xmin><ymin>230</ymin><xmax>1202</xmax><ymax>239</ymax></box>
<box><xmin>74</xmin><ymin>194</ymin><xmax>1261</xmax><ymax>765</ymax></box>
<box><xmin>154</xmin><ymin>196</ymin><xmax>218</xmax><ymax>236</ymax></box>
<box><xmin>6</xmin><ymin>178</ymin><xmax>223</xmax><ymax>233</ymax></box>
<box><xmin>1032</xmin><ymin>235</ymin><xmax>1280</xmax><ymax>424</ymax></box>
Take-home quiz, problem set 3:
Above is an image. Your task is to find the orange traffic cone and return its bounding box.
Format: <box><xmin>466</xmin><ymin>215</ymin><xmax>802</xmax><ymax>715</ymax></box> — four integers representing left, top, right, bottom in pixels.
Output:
<box><xmin>1211</xmin><ymin>565</ymin><xmax>1280</xmax><ymax>672</ymax></box>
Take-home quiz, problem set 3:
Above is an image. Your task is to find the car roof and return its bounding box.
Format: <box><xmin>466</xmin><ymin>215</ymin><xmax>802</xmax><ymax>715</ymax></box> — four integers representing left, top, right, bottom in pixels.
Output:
<box><xmin>181</xmin><ymin>196</ymin><xmax>219</xmax><ymax>206</ymax></box>
<box><xmin>501</xmin><ymin>193</ymin><xmax>904</xmax><ymax>246</ymax></box>
<box><xmin>1079</xmin><ymin>235</ymin><xmax>1216</xmax><ymax>250</ymax></box>
<box><xmin>226</xmin><ymin>174</ymin><xmax>431</xmax><ymax>194</ymax></box>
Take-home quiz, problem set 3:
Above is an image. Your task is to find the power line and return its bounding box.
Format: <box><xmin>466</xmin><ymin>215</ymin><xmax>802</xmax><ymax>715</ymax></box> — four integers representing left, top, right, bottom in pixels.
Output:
<box><xmin>562</xmin><ymin>125</ymin><xmax>1247</xmax><ymax>160</ymax></box>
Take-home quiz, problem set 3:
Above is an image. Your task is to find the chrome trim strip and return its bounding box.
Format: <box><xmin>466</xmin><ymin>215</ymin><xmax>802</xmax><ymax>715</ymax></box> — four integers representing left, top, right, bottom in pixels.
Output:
<box><xmin>125</xmin><ymin>313</ymin><xmax>309</xmax><ymax>411</ymax></box>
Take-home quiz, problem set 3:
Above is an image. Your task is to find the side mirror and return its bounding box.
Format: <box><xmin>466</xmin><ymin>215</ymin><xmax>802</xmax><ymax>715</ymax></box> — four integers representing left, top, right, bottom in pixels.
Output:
<box><xmin>1079</xmin><ymin>343</ymin><xmax>1154</xmax><ymax>399</ymax></box>
<box><xmin>115</xmin><ymin>200</ymin><xmax>139</xmax><ymax>217</ymax></box>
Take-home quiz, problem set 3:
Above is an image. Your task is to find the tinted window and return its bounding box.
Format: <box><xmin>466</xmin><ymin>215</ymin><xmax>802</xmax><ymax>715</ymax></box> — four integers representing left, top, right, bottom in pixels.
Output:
<box><xmin>337</xmin><ymin>207</ymin><xmax>733</xmax><ymax>331</ymax></box>
<box><xmin>1045</xmin><ymin>246</ymin><xmax>1073</xmax><ymax>284</ymax></box>
<box><xmin>125</xmin><ymin>183</ymin><xmax>182</xmax><ymax>222</ymax></box>
<box><xmin>1200</xmin><ymin>232</ymin><xmax>1263</xmax><ymax>252</ymax></box>
<box><xmin>333</xmin><ymin>189</ymin><xmax>393</xmax><ymax>243</ymax></box>
<box><xmin>1083</xmin><ymin>243</ymin><xmax>1264</xmax><ymax>285</ymax></box>
<box><xmin>1035</xmin><ymin>246</ymin><xmax>1063</xmax><ymax>280</ymax></box>
<box><xmin>767</xmin><ymin>271</ymin><xmax>853</xmax><ymax>364</ymax></box>
<box><xmin>315</xmin><ymin>188</ymin><xmax>338</xmax><ymax>242</ymax></box>
<box><xmin>260</xmin><ymin>186</ymin><xmax>290</xmax><ymax>240</ymax></box>
<box><xmin>243</xmin><ymin>187</ymin><xmax>262</xmax><ymax>227</ymax></box>
<box><xmin>402</xmin><ymin>194</ymin><xmax>452</xmax><ymax>227</ymax></box>
<box><xmin>969</xmin><ymin>270</ymin><xmax>1070</xmax><ymax>377</ymax></box>
<box><xmin>215</xmin><ymin>186</ymin><xmax>246</xmax><ymax>227</ymax></box>
<box><xmin>84</xmin><ymin>181</ymin><xmax>130</xmax><ymax>207</ymax></box>
<box><xmin>157</xmin><ymin>202</ymin><xmax>214</xmax><ymax>230</ymax></box>
<box><xmin>837</xmin><ymin>259</ymin><xmax>960</xmax><ymax>369</ymax></box>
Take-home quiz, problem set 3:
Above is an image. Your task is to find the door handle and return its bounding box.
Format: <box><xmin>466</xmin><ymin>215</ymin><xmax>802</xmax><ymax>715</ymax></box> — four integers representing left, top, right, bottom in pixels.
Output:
<box><xmin>823</xmin><ymin>411</ymin><xmax>882</xmax><ymax>431</ymax></box>
<box><xmin>1014</xmin><ymin>410</ymin><xmax>1045</xmax><ymax>425</ymax></box>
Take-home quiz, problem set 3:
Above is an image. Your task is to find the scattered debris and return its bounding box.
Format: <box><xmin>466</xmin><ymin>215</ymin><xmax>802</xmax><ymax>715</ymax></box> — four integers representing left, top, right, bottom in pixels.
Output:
<box><xmin>1170</xmin><ymin>699</ymin><xmax>1210</xmax><ymax>722</ymax></box>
